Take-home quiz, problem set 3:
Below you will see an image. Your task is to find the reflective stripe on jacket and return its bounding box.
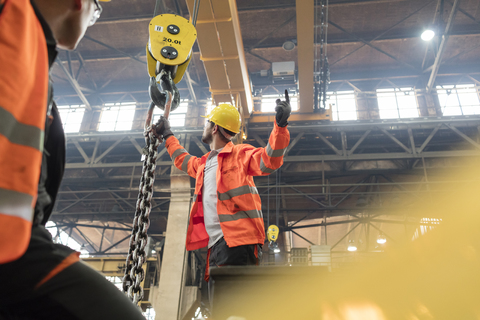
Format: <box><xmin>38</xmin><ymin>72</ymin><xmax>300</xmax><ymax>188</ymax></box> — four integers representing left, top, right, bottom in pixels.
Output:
<box><xmin>0</xmin><ymin>0</ymin><xmax>49</xmax><ymax>263</ymax></box>
<box><xmin>165</xmin><ymin>122</ymin><xmax>290</xmax><ymax>251</ymax></box>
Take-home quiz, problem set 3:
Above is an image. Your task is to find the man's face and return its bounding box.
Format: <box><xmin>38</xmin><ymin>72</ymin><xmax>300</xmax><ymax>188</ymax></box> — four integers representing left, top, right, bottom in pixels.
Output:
<box><xmin>57</xmin><ymin>0</ymin><xmax>100</xmax><ymax>50</ymax></box>
<box><xmin>201</xmin><ymin>121</ymin><xmax>214</xmax><ymax>144</ymax></box>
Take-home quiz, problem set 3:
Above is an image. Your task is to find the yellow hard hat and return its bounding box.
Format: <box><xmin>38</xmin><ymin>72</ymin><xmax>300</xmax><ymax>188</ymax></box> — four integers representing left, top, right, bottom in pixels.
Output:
<box><xmin>202</xmin><ymin>103</ymin><xmax>241</xmax><ymax>133</ymax></box>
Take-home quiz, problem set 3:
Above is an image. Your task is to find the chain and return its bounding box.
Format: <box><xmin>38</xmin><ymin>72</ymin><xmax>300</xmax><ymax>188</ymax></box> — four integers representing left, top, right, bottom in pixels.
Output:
<box><xmin>122</xmin><ymin>70</ymin><xmax>176</xmax><ymax>306</ymax></box>
<box><xmin>123</xmin><ymin>127</ymin><xmax>161</xmax><ymax>306</ymax></box>
<box><xmin>319</xmin><ymin>0</ymin><xmax>330</xmax><ymax>110</ymax></box>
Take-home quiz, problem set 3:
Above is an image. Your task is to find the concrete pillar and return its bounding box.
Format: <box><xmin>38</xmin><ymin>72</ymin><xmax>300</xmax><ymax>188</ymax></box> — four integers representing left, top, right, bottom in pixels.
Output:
<box><xmin>153</xmin><ymin>166</ymin><xmax>191</xmax><ymax>320</ymax></box>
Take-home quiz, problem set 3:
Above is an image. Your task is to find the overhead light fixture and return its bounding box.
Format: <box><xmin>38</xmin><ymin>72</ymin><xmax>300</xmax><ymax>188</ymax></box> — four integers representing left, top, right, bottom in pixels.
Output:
<box><xmin>282</xmin><ymin>40</ymin><xmax>296</xmax><ymax>51</ymax></box>
<box><xmin>356</xmin><ymin>195</ymin><xmax>367</xmax><ymax>207</ymax></box>
<box><xmin>347</xmin><ymin>240</ymin><xmax>357</xmax><ymax>252</ymax></box>
<box><xmin>421</xmin><ymin>29</ymin><xmax>435</xmax><ymax>41</ymax></box>
<box><xmin>377</xmin><ymin>234</ymin><xmax>387</xmax><ymax>244</ymax></box>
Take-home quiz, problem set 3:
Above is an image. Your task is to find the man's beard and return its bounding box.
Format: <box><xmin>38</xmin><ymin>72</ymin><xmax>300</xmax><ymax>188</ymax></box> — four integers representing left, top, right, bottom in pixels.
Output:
<box><xmin>202</xmin><ymin>130</ymin><xmax>213</xmax><ymax>144</ymax></box>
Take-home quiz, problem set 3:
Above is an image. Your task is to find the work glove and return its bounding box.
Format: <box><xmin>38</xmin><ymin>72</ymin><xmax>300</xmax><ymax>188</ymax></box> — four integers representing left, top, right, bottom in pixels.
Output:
<box><xmin>275</xmin><ymin>90</ymin><xmax>291</xmax><ymax>127</ymax></box>
<box><xmin>155</xmin><ymin>116</ymin><xmax>174</xmax><ymax>140</ymax></box>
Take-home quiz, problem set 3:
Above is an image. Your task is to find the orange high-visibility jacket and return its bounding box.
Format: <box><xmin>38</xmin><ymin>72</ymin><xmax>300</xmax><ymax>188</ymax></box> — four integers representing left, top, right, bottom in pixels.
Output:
<box><xmin>165</xmin><ymin>122</ymin><xmax>290</xmax><ymax>250</ymax></box>
<box><xmin>0</xmin><ymin>0</ymin><xmax>50</xmax><ymax>263</ymax></box>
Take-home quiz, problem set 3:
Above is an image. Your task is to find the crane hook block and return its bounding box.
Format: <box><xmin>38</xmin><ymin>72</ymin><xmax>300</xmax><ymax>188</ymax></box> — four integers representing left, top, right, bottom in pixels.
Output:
<box><xmin>267</xmin><ymin>225</ymin><xmax>279</xmax><ymax>242</ymax></box>
<box><xmin>147</xmin><ymin>14</ymin><xmax>197</xmax><ymax>84</ymax></box>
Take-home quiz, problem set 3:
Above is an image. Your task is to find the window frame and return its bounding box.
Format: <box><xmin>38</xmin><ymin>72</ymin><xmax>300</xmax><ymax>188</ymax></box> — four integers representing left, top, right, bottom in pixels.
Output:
<box><xmin>57</xmin><ymin>104</ymin><xmax>86</xmax><ymax>133</ymax></box>
<box><xmin>98</xmin><ymin>102</ymin><xmax>137</xmax><ymax>132</ymax></box>
<box><xmin>376</xmin><ymin>87</ymin><xmax>419</xmax><ymax>119</ymax></box>
<box><xmin>327</xmin><ymin>90</ymin><xmax>358</xmax><ymax>121</ymax></box>
<box><xmin>436</xmin><ymin>84</ymin><xmax>480</xmax><ymax>116</ymax></box>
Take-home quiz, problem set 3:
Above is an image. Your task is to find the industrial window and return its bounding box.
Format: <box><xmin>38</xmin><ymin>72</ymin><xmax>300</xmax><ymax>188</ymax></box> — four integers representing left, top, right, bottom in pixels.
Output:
<box><xmin>376</xmin><ymin>88</ymin><xmax>419</xmax><ymax>119</ymax></box>
<box><xmin>412</xmin><ymin>218</ymin><xmax>442</xmax><ymax>241</ymax></box>
<box><xmin>326</xmin><ymin>91</ymin><xmax>357</xmax><ymax>121</ymax></box>
<box><xmin>98</xmin><ymin>102</ymin><xmax>136</xmax><ymax>131</ymax></box>
<box><xmin>436</xmin><ymin>84</ymin><xmax>480</xmax><ymax>116</ymax></box>
<box><xmin>57</xmin><ymin>105</ymin><xmax>85</xmax><ymax>133</ymax></box>
<box><xmin>153</xmin><ymin>100</ymin><xmax>188</xmax><ymax>127</ymax></box>
<box><xmin>261</xmin><ymin>94</ymin><xmax>298</xmax><ymax>112</ymax></box>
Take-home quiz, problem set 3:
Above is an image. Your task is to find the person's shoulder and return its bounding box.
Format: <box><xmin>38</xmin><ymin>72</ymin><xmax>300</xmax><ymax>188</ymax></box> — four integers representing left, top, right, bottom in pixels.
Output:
<box><xmin>233</xmin><ymin>143</ymin><xmax>253</xmax><ymax>149</ymax></box>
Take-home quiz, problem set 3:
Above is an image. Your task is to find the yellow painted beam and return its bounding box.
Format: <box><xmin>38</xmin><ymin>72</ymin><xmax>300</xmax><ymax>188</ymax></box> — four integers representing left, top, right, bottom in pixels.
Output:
<box><xmin>186</xmin><ymin>0</ymin><xmax>254</xmax><ymax>119</ymax></box>
<box><xmin>249</xmin><ymin>109</ymin><xmax>332</xmax><ymax>123</ymax></box>
<box><xmin>296</xmin><ymin>0</ymin><xmax>315</xmax><ymax>113</ymax></box>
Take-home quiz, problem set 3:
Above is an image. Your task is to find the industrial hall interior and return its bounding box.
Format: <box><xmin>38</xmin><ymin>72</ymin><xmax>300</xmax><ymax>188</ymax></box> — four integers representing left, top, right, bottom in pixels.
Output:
<box><xmin>2</xmin><ymin>0</ymin><xmax>480</xmax><ymax>319</ymax></box>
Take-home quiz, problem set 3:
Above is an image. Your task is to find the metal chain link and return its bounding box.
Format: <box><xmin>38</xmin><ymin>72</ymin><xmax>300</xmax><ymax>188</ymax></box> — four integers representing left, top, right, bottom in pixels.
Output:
<box><xmin>319</xmin><ymin>0</ymin><xmax>330</xmax><ymax>110</ymax></box>
<box><xmin>123</xmin><ymin>127</ymin><xmax>161</xmax><ymax>306</ymax></box>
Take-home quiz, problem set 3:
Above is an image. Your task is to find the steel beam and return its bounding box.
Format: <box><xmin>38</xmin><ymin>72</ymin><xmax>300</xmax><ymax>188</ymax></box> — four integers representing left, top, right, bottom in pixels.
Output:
<box><xmin>57</xmin><ymin>58</ymin><xmax>92</xmax><ymax>110</ymax></box>
<box><xmin>286</xmin><ymin>132</ymin><xmax>304</xmax><ymax>154</ymax></box>
<box><xmin>94</xmin><ymin>136</ymin><xmax>127</xmax><ymax>164</ymax></box>
<box><xmin>191</xmin><ymin>135</ymin><xmax>209</xmax><ymax>154</ymax></box>
<box><xmin>417</xmin><ymin>124</ymin><xmax>441</xmax><ymax>153</ymax></box>
<box><xmin>317</xmin><ymin>132</ymin><xmax>343</xmax><ymax>156</ymax></box>
<box><xmin>426</xmin><ymin>0</ymin><xmax>460</xmax><ymax>92</ymax></box>
<box><xmin>379</xmin><ymin>128</ymin><xmax>411</xmax><ymax>153</ymax></box>
<box><xmin>296</xmin><ymin>0</ymin><xmax>314</xmax><ymax>113</ymax></box>
<box><xmin>348</xmin><ymin>129</ymin><xmax>371</xmax><ymax>155</ymax></box>
<box><xmin>331</xmin><ymin>0</ymin><xmax>434</xmax><ymax>67</ymax></box>
<box><xmin>328</xmin><ymin>21</ymin><xmax>418</xmax><ymax>72</ymax></box>
<box><xmin>83</xmin><ymin>36</ymin><xmax>146</xmax><ymax>66</ymax></box>
<box><xmin>446</xmin><ymin>124</ymin><xmax>480</xmax><ymax>150</ymax></box>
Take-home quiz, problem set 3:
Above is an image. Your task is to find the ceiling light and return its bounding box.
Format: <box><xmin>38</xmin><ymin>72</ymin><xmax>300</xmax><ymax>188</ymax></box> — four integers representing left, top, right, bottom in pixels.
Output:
<box><xmin>377</xmin><ymin>234</ymin><xmax>387</xmax><ymax>244</ymax></box>
<box><xmin>421</xmin><ymin>29</ymin><xmax>435</xmax><ymax>41</ymax></box>
<box><xmin>347</xmin><ymin>240</ymin><xmax>357</xmax><ymax>252</ymax></box>
<box><xmin>282</xmin><ymin>40</ymin><xmax>295</xmax><ymax>51</ymax></box>
<box><xmin>356</xmin><ymin>196</ymin><xmax>367</xmax><ymax>207</ymax></box>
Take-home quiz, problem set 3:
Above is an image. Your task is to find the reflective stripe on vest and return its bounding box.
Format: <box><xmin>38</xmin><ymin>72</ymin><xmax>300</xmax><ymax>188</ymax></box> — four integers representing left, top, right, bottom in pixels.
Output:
<box><xmin>266</xmin><ymin>142</ymin><xmax>287</xmax><ymax>158</ymax></box>
<box><xmin>182</xmin><ymin>154</ymin><xmax>193</xmax><ymax>172</ymax></box>
<box><xmin>218</xmin><ymin>209</ymin><xmax>263</xmax><ymax>222</ymax></box>
<box><xmin>0</xmin><ymin>188</ymin><xmax>34</xmax><ymax>221</ymax></box>
<box><xmin>217</xmin><ymin>185</ymin><xmax>259</xmax><ymax>201</ymax></box>
<box><xmin>0</xmin><ymin>106</ymin><xmax>44</xmax><ymax>150</ymax></box>
<box><xmin>172</xmin><ymin>148</ymin><xmax>188</xmax><ymax>161</ymax></box>
<box><xmin>260</xmin><ymin>158</ymin><xmax>276</xmax><ymax>174</ymax></box>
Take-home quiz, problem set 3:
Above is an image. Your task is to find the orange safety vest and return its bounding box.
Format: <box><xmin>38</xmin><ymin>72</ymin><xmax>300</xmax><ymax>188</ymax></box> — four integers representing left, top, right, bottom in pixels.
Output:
<box><xmin>165</xmin><ymin>122</ymin><xmax>290</xmax><ymax>251</ymax></box>
<box><xmin>0</xmin><ymin>0</ymin><xmax>49</xmax><ymax>263</ymax></box>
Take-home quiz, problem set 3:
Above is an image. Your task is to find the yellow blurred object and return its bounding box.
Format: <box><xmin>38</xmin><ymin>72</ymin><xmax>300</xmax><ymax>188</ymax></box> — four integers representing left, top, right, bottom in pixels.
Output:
<box><xmin>209</xmin><ymin>160</ymin><xmax>480</xmax><ymax>319</ymax></box>
<box><xmin>267</xmin><ymin>225</ymin><xmax>279</xmax><ymax>242</ymax></box>
<box><xmin>201</xmin><ymin>103</ymin><xmax>241</xmax><ymax>133</ymax></box>
<box><xmin>146</xmin><ymin>14</ymin><xmax>196</xmax><ymax>83</ymax></box>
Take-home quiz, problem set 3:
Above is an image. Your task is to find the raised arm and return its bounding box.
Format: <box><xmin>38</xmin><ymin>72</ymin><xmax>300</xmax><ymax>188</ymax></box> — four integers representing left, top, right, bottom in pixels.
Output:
<box><xmin>157</xmin><ymin>116</ymin><xmax>202</xmax><ymax>178</ymax></box>
<box><xmin>244</xmin><ymin>122</ymin><xmax>290</xmax><ymax>176</ymax></box>
<box><xmin>244</xmin><ymin>90</ymin><xmax>291</xmax><ymax>176</ymax></box>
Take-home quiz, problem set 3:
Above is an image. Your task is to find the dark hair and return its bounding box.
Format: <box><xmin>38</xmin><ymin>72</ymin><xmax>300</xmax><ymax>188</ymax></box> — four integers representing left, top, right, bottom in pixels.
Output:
<box><xmin>209</xmin><ymin>121</ymin><xmax>236</xmax><ymax>143</ymax></box>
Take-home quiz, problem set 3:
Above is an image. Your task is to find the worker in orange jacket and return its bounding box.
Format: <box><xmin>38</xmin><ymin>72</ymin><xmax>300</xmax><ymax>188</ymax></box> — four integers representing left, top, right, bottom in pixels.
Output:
<box><xmin>0</xmin><ymin>0</ymin><xmax>144</xmax><ymax>318</ymax></box>
<box><xmin>156</xmin><ymin>91</ymin><xmax>291</xmax><ymax>277</ymax></box>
